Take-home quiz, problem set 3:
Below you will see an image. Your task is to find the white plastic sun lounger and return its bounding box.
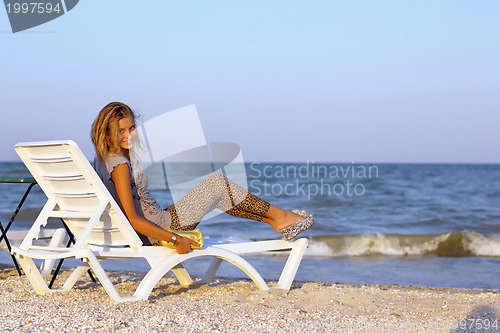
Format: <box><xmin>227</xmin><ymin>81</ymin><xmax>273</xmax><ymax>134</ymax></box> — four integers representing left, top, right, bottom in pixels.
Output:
<box><xmin>11</xmin><ymin>140</ymin><xmax>308</xmax><ymax>302</ymax></box>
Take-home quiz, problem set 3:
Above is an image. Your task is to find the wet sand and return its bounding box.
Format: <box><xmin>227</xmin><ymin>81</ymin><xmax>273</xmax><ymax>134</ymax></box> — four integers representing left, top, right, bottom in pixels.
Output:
<box><xmin>0</xmin><ymin>265</ymin><xmax>499</xmax><ymax>332</ymax></box>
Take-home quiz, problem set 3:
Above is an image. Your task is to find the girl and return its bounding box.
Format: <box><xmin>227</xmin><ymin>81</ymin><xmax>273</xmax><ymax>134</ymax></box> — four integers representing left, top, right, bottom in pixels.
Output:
<box><xmin>91</xmin><ymin>102</ymin><xmax>314</xmax><ymax>254</ymax></box>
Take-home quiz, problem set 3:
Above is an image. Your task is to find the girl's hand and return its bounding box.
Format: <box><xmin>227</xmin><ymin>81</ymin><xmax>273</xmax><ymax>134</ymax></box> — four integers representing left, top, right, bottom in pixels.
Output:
<box><xmin>174</xmin><ymin>236</ymin><xmax>201</xmax><ymax>254</ymax></box>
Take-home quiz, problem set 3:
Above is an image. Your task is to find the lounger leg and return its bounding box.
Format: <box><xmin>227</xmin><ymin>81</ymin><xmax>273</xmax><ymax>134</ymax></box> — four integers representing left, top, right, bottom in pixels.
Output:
<box><xmin>274</xmin><ymin>238</ymin><xmax>308</xmax><ymax>290</ymax></box>
<box><xmin>15</xmin><ymin>252</ymin><xmax>94</xmax><ymax>294</ymax></box>
<box><xmin>144</xmin><ymin>257</ymin><xmax>193</xmax><ymax>287</ymax></box>
<box><xmin>170</xmin><ymin>263</ymin><xmax>193</xmax><ymax>287</ymax></box>
<box><xmin>136</xmin><ymin>250</ymin><xmax>269</xmax><ymax>301</ymax></box>
<box><xmin>15</xmin><ymin>254</ymin><xmax>51</xmax><ymax>294</ymax></box>
<box><xmin>61</xmin><ymin>265</ymin><xmax>91</xmax><ymax>291</ymax></box>
<box><xmin>220</xmin><ymin>256</ymin><xmax>269</xmax><ymax>291</ymax></box>
<box><xmin>83</xmin><ymin>255</ymin><xmax>136</xmax><ymax>302</ymax></box>
<box><xmin>199</xmin><ymin>258</ymin><xmax>223</xmax><ymax>284</ymax></box>
<box><xmin>40</xmin><ymin>228</ymin><xmax>67</xmax><ymax>275</ymax></box>
<box><xmin>135</xmin><ymin>255</ymin><xmax>189</xmax><ymax>300</ymax></box>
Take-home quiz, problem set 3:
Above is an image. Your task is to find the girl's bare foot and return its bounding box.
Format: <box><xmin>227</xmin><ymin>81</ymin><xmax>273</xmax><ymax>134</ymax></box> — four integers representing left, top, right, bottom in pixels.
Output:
<box><xmin>263</xmin><ymin>206</ymin><xmax>303</xmax><ymax>232</ymax></box>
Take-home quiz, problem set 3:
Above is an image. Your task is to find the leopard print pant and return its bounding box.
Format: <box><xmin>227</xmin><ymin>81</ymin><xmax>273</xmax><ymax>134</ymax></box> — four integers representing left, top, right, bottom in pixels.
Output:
<box><xmin>166</xmin><ymin>173</ymin><xmax>270</xmax><ymax>231</ymax></box>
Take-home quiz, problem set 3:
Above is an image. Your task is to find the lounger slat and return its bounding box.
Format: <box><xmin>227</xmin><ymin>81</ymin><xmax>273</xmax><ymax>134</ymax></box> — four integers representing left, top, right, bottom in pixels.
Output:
<box><xmin>30</xmin><ymin>157</ymin><xmax>73</xmax><ymax>163</ymax></box>
<box><xmin>48</xmin><ymin>211</ymin><xmax>94</xmax><ymax>218</ymax></box>
<box><xmin>43</xmin><ymin>175</ymin><xmax>85</xmax><ymax>181</ymax></box>
<box><xmin>54</xmin><ymin>192</ymin><xmax>96</xmax><ymax>198</ymax></box>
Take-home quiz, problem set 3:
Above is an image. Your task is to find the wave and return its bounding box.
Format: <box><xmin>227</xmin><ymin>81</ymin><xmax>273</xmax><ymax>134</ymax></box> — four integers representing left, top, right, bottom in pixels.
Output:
<box><xmin>306</xmin><ymin>231</ymin><xmax>500</xmax><ymax>258</ymax></box>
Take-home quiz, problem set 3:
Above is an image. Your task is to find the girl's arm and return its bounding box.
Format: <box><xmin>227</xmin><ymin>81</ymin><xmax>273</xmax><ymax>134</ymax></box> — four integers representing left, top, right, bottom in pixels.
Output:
<box><xmin>110</xmin><ymin>163</ymin><xmax>199</xmax><ymax>253</ymax></box>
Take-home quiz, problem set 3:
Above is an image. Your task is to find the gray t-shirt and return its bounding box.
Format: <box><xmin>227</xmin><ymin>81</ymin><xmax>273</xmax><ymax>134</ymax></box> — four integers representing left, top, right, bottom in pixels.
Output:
<box><xmin>93</xmin><ymin>153</ymin><xmax>172</xmax><ymax>244</ymax></box>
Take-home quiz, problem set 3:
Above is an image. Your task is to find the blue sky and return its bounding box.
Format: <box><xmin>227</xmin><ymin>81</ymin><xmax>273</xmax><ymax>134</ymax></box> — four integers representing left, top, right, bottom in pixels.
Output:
<box><xmin>1</xmin><ymin>0</ymin><xmax>499</xmax><ymax>163</ymax></box>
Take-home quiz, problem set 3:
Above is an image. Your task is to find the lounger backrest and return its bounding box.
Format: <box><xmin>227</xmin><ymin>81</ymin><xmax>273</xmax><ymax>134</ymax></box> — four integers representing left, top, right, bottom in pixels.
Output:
<box><xmin>14</xmin><ymin>140</ymin><xmax>142</xmax><ymax>250</ymax></box>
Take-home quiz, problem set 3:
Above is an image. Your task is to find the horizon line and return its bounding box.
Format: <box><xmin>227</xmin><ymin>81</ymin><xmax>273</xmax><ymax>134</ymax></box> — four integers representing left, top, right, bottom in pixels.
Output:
<box><xmin>0</xmin><ymin>159</ymin><xmax>499</xmax><ymax>166</ymax></box>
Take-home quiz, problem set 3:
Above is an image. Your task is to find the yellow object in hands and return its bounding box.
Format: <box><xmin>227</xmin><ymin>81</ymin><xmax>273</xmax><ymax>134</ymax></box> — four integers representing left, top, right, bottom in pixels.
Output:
<box><xmin>158</xmin><ymin>228</ymin><xmax>204</xmax><ymax>249</ymax></box>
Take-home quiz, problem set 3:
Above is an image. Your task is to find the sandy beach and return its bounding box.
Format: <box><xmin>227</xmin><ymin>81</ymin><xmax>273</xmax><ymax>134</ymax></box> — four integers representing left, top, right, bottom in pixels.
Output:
<box><xmin>0</xmin><ymin>265</ymin><xmax>498</xmax><ymax>332</ymax></box>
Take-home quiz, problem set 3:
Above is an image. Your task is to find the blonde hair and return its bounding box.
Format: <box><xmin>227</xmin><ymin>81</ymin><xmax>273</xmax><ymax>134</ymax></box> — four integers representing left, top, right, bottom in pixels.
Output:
<box><xmin>91</xmin><ymin>102</ymin><xmax>140</xmax><ymax>162</ymax></box>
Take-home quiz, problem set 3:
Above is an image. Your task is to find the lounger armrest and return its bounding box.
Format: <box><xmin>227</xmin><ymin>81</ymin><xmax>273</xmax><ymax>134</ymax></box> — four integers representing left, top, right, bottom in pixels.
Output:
<box><xmin>213</xmin><ymin>238</ymin><xmax>308</xmax><ymax>254</ymax></box>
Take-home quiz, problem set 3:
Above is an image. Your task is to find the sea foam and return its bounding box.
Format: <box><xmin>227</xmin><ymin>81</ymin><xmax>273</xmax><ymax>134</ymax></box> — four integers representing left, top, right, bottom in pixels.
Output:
<box><xmin>306</xmin><ymin>231</ymin><xmax>500</xmax><ymax>258</ymax></box>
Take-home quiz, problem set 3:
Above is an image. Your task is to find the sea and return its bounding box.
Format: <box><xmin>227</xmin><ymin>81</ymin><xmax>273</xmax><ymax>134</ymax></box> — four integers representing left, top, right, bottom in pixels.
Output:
<box><xmin>1</xmin><ymin>161</ymin><xmax>499</xmax><ymax>290</ymax></box>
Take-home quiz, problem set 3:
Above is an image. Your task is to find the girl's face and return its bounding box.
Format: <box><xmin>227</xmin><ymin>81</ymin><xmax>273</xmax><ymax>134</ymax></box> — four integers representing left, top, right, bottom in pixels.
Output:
<box><xmin>110</xmin><ymin>116</ymin><xmax>136</xmax><ymax>152</ymax></box>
